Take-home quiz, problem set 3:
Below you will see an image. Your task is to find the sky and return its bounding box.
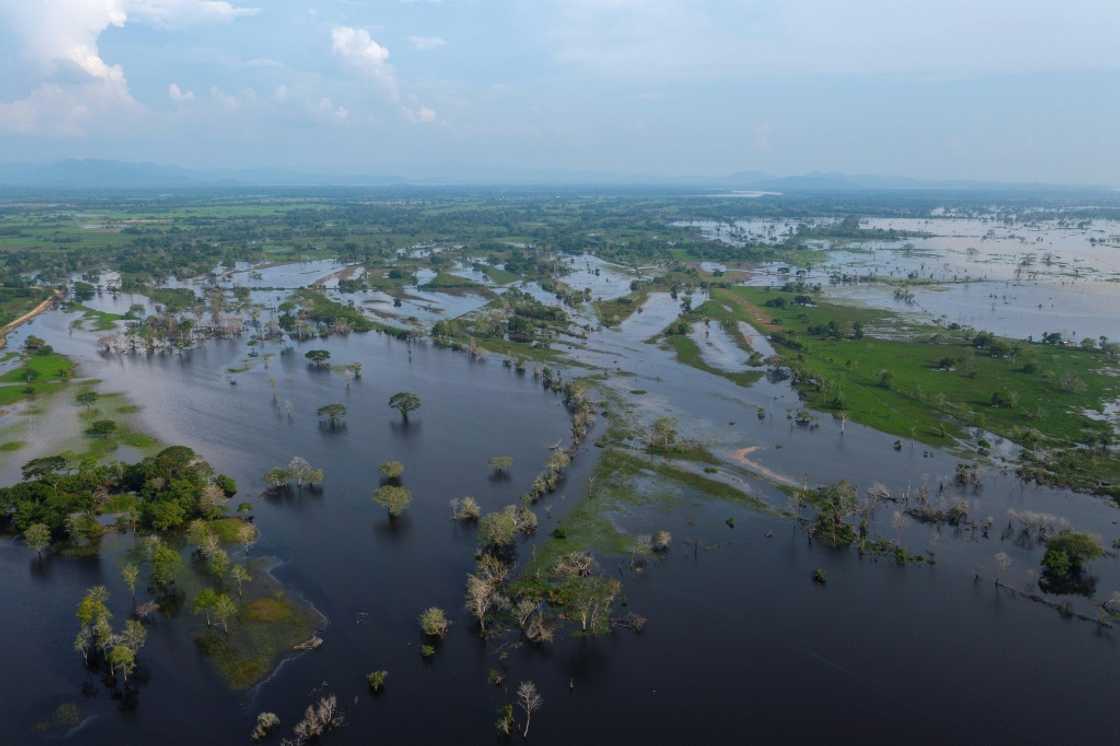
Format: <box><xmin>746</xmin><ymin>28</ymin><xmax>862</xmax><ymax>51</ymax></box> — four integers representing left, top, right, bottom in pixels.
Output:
<box><xmin>1</xmin><ymin>0</ymin><xmax>1119</xmax><ymax>184</ymax></box>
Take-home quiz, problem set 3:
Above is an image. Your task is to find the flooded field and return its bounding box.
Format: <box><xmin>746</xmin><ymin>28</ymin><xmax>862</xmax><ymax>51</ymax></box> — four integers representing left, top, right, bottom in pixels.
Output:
<box><xmin>2</xmin><ymin>197</ymin><xmax>1119</xmax><ymax>745</ymax></box>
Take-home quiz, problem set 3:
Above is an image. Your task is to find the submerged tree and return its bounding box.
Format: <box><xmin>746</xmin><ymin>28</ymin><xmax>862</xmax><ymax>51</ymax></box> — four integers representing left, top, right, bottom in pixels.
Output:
<box><xmin>24</xmin><ymin>522</ymin><xmax>51</xmax><ymax>558</ymax></box>
<box><xmin>488</xmin><ymin>456</ymin><xmax>513</xmax><ymax>476</ymax></box>
<box><xmin>478</xmin><ymin>509</ymin><xmax>518</xmax><ymax>551</ymax></box>
<box><xmin>149</xmin><ymin>542</ymin><xmax>182</xmax><ymax>591</ymax></box>
<box><xmin>378</xmin><ymin>460</ymin><xmax>405</xmax><ymax>481</ymax></box>
<box><xmin>388</xmin><ymin>391</ymin><xmax>421</xmax><ymax>421</ymax></box>
<box><xmin>265</xmin><ymin>457</ymin><xmax>325</xmax><ymax>492</ymax></box>
<box><xmin>122</xmin><ymin>563</ymin><xmax>140</xmax><ymax>605</ymax></box>
<box><xmin>108</xmin><ymin>644</ymin><xmax>136</xmax><ymax>684</ymax></box>
<box><xmin>465</xmin><ymin>574</ymin><xmax>501</xmax><ymax>635</ymax></box>
<box><xmin>1041</xmin><ymin>531</ymin><xmax>1103</xmax><ymax>592</ymax></box>
<box><xmin>450</xmin><ymin>496</ymin><xmax>481</xmax><ymax>521</ymax></box>
<box><xmin>213</xmin><ymin>593</ymin><xmax>238</xmax><ymax>633</ymax></box>
<box><xmin>305</xmin><ymin>349</ymin><xmax>331</xmax><ymax>368</ymax></box>
<box><xmin>419</xmin><ymin>607</ymin><xmax>450</xmax><ymax>638</ymax></box>
<box><xmin>373</xmin><ymin>485</ymin><xmax>412</xmax><ymax>518</ymax></box>
<box><xmin>516</xmin><ymin>681</ymin><xmax>543</xmax><ymax>737</ymax></box>
<box><xmin>317</xmin><ymin>403</ymin><xmax>348</xmax><ymax>430</ymax></box>
<box><xmin>193</xmin><ymin>587</ymin><xmax>219</xmax><ymax>626</ymax></box>
<box><xmin>230</xmin><ymin>565</ymin><xmax>252</xmax><ymax>598</ymax></box>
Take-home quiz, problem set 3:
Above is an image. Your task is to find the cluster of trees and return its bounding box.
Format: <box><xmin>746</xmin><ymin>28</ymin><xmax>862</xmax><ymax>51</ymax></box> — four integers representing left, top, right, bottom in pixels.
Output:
<box><xmin>1</xmin><ymin>447</ymin><xmax>237</xmax><ymax>548</ymax></box>
<box><xmin>1040</xmin><ymin>531</ymin><xmax>1103</xmax><ymax>594</ymax></box>
<box><xmin>264</xmin><ymin>457</ymin><xmax>325</xmax><ymax>492</ymax></box>
<box><xmin>373</xmin><ymin>459</ymin><xmax>412</xmax><ymax>518</ymax></box>
<box><xmin>74</xmin><ymin>586</ymin><xmax>148</xmax><ymax>687</ymax></box>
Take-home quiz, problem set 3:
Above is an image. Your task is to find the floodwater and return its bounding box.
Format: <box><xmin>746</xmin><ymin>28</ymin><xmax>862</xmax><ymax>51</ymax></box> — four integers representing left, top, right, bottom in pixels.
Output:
<box><xmin>693</xmin><ymin>216</ymin><xmax>1120</xmax><ymax>341</ymax></box>
<box><xmin>2</xmin><ymin>270</ymin><xmax>1120</xmax><ymax>744</ymax></box>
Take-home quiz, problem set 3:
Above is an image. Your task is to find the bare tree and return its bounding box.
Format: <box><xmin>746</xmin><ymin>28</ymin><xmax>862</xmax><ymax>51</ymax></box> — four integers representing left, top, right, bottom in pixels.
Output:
<box><xmin>993</xmin><ymin>551</ymin><xmax>1011</xmax><ymax>587</ymax></box>
<box><xmin>517</xmin><ymin>681</ymin><xmax>543</xmax><ymax>737</ymax></box>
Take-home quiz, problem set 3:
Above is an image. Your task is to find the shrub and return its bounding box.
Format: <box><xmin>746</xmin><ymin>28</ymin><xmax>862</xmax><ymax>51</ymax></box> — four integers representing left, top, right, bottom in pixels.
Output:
<box><xmin>367</xmin><ymin>670</ymin><xmax>388</xmax><ymax>693</ymax></box>
<box><xmin>419</xmin><ymin>607</ymin><xmax>450</xmax><ymax>638</ymax></box>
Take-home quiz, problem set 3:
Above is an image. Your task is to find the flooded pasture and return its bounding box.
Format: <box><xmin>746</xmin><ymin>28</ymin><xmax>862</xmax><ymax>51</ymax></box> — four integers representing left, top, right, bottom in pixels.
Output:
<box><xmin>2</xmin><ymin>249</ymin><xmax>1120</xmax><ymax>745</ymax></box>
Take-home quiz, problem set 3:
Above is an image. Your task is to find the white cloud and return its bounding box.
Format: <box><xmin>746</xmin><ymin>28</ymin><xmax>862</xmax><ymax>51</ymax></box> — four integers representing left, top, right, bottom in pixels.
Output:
<box><xmin>331</xmin><ymin>26</ymin><xmax>398</xmax><ymax>100</ymax></box>
<box><xmin>408</xmin><ymin>35</ymin><xmax>447</xmax><ymax>51</ymax></box>
<box><xmin>0</xmin><ymin>80</ymin><xmax>139</xmax><ymax>137</ymax></box>
<box><xmin>168</xmin><ymin>83</ymin><xmax>196</xmax><ymax>101</ymax></box>
<box><xmin>331</xmin><ymin>26</ymin><xmax>436</xmax><ymax>124</ymax></box>
<box><xmin>0</xmin><ymin>0</ymin><xmax>256</xmax><ymax>136</ymax></box>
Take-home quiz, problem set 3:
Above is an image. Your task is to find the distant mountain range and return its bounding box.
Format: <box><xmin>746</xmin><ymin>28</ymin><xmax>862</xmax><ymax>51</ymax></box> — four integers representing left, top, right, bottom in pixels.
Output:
<box><xmin>0</xmin><ymin>159</ymin><xmax>1109</xmax><ymax>192</ymax></box>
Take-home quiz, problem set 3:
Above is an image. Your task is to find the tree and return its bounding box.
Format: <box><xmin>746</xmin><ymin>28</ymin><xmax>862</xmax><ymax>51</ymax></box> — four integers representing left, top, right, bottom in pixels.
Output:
<box><xmin>150</xmin><ymin>543</ymin><xmax>182</xmax><ymax>590</ymax></box>
<box><xmin>305</xmin><ymin>349</ymin><xmax>331</xmax><ymax>368</ymax></box>
<box><xmin>109</xmin><ymin>644</ymin><xmax>136</xmax><ymax>684</ymax></box>
<box><xmin>367</xmin><ymin>670</ymin><xmax>388</xmax><ymax>693</ymax></box>
<box><xmin>1042</xmin><ymin>531</ymin><xmax>1103</xmax><ymax>579</ymax></box>
<box><xmin>388</xmin><ymin>391</ymin><xmax>421</xmax><ymax>421</ymax></box>
<box><xmin>122</xmin><ymin>563</ymin><xmax>140</xmax><ymax>603</ymax></box>
<box><xmin>488</xmin><ymin>456</ymin><xmax>513</xmax><ymax>476</ymax></box>
<box><xmin>24</xmin><ymin>522</ymin><xmax>51</xmax><ymax>558</ymax></box>
<box><xmin>317</xmin><ymin>403</ymin><xmax>347</xmax><ymax>429</ymax></box>
<box><xmin>517</xmin><ymin>681</ymin><xmax>543</xmax><ymax>737</ymax></box>
<box><xmin>269</xmin><ymin>456</ymin><xmax>325</xmax><ymax>491</ymax></box>
<box><xmin>121</xmin><ymin>618</ymin><xmax>146</xmax><ymax>651</ymax></box>
<box><xmin>230</xmin><ymin>565</ymin><xmax>251</xmax><ymax>598</ymax></box>
<box><xmin>379</xmin><ymin>460</ymin><xmax>405</xmax><ymax>481</ymax></box>
<box><xmin>466</xmin><ymin>574</ymin><xmax>499</xmax><ymax>635</ymax></box>
<box><xmin>208</xmin><ymin>547</ymin><xmax>230</xmax><ymax>579</ymax></box>
<box><xmin>75</xmin><ymin>585</ymin><xmax>111</xmax><ymax>665</ymax></box>
<box><xmin>213</xmin><ymin>593</ymin><xmax>238</xmax><ymax>633</ymax></box>
<box><xmin>419</xmin><ymin>607</ymin><xmax>450</xmax><ymax>638</ymax></box>
<box><xmin>478</xmin><ymin>509</ymin><xmax>518</xmax><ymax>550</ymax></box>
<box><xmin>76</xmin><ymin>390</ymin><xmax>99</xmax><ymax>410</ymax></box>
<box><xmin>553</xmin><ymin>555</ymin><xmax>620</xmax><ymax>635</ymax></box>
<box><xmin>86</xmin><ymin>419</ymin><xmax>118</xmax><ymax>437</ymax></box>
<box><xmin>993</xmin><ymin>551</ymin><xmax>1011</xmax><ymax>586</ymax></box>
<box><xmin>251</xmin><ymin>713</ymin><xmax>281</xmax><ymax>741</ymax></box>
<box><xmin>21</xmin><ymin>454</ymin><xmax>67</xmax><ymax>480</ymax></box>
<box><xmin>373</xmin><ymin>485</ymin><xmax>412</xmax><ymax>518</ymax></box>
<box><xmin>496</xmin><ymin>704</ymin><xmax>515</xmax><ymax>737</ymax></box>
<box><xmin>193</xmin><ymin>587</ymin><xmax>219</xmax><ymax>626</ymax></box>
<box><xmin>451</xmin><ymin>496</ymin><xmax>481</xmax><ymax>521</ymax></box>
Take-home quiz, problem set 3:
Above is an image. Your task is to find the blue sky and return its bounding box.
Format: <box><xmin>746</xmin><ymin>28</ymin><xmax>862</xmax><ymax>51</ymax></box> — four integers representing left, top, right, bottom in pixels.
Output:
<box><xmin>1</xmin><ymin>0</ymin><xmax>1118</xmax><ymax>184</ymax></box>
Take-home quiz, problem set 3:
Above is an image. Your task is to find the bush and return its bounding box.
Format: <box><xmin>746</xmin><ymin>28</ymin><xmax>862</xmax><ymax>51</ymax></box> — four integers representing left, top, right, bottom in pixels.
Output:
<box><xmin>367</xmin><ymin>670</ymin><xmax>388</xmax><ymax>693</ymax></box>
<box><xmin>85</xmin><ymin>420</ymin><xmax>118</xmax><ymax>437</ymax></box>
<box><xmin>419</xmin><ymin>607</ymin><xmax>449</xmax><ymax>638</ymax></box>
